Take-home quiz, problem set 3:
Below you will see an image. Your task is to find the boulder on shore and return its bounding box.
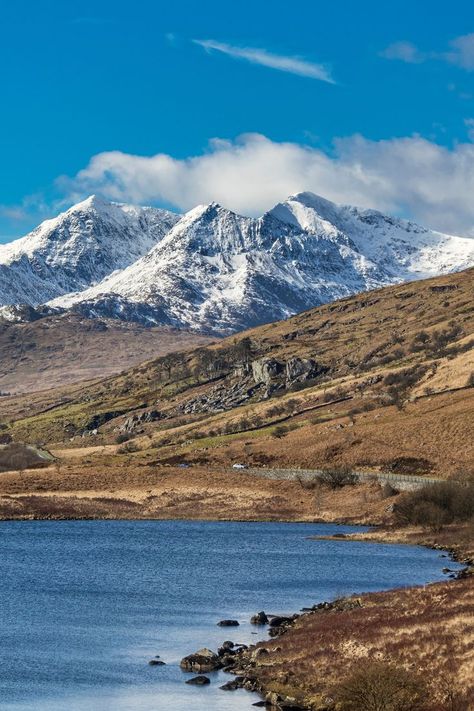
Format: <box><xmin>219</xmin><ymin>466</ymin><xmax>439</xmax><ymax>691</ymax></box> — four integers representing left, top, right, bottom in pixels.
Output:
<box><xmin>268</xmin><ymin>615</ymin><xmax>293</xmax><ymax>627</ymax></box>
<box><xmin>180</xmin><ymin>648</ymin><xmax>222</xmax><ymax>673</ymax></box>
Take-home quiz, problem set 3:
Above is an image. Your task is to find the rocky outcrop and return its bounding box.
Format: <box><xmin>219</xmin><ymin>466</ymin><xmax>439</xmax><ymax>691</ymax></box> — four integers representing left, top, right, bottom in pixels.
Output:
<box><xmin>285</xmin><ymin>357</ymin><xmax>328</xmax><ymax>384</ymax></box>
<box><xmin>220</xmin><ymin>676</ymin><xmax>245</xmax><ymax>690</ymax></box>
<box><xmin>268</xmin><ymin>615</ymin><xmax>299</xmax><ymax>637</ymax></box>
<box><xmin>180</xmin><ymin>353</ymin><xmax>329</xmax><ymax>414</ymax></box>
<box><xmin>119</xmin><ymin>409</ymin><xmax>164</xmax><ymax>434</ymax></box>
<box><xmin>217</xmin><ymin>619</ymin><xmax>239</xmax><ymax>627</ymax></box>
<box><xmin>181</xmin><ymin>381</ymin><xmax>263</xmax><ymax>414</ymax></box>
<box><xmin>85</xmin><ymin>409</ymin><xmax>129</xmax><ymax>431</ymax></box>
<box><xmin>251</xmin><ymin>358</ymin><xmax>285</xmax><ymax>387</ymax></box>
<box><xmin>250</xmin><ymin>356</ymin><xmax>328</xmax><ymax>395</ymax></box>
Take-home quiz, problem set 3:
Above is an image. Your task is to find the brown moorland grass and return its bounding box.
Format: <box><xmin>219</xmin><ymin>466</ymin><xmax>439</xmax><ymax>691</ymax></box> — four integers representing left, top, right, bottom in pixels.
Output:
<box><xmin>0</xmin><ymin>465</ymin><xmax>392</xmax><ymax>523</ymax></box>
<box><xmin>237</xmin><ymin>576</ymin><xmax>474</xmax><ymax>710</ymax></box>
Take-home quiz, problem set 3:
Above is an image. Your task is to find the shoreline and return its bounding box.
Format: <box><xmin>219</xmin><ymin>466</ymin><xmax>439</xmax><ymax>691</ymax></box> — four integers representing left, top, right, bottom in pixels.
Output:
<box><xmin>180</xmin><ymin>524</ymin><xmax>473</xmax><ymax>710</ymax></box>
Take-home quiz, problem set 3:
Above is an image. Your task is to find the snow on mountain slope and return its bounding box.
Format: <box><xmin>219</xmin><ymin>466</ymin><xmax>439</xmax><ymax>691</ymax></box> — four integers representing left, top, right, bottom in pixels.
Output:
<box><xmin>270</xmin><ymin>192</ymin><xmax>474</xmax><ymax>278</ymax></box>
<box><xmin>0</xmin><ymin>195</ymin><xmax>180</xmax><ymax>305</ymax></box>
<box><xmin>49</xmin><ymin>192</ymin><xmax>474</xmax><ymax>335</ymax></box>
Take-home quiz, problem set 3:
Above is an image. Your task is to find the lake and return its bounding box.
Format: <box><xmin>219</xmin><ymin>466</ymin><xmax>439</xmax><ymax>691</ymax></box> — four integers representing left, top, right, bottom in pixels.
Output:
<box><xmin>0</xmin><ymin>520</ymin><xmax>461</xmax><ymax>710</ymax></box>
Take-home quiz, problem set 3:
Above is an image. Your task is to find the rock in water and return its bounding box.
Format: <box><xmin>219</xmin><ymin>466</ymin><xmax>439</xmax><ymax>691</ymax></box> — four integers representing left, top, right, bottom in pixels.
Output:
<box><xmin>185</xmin><ymin>675</ymin><xmax>211</xmax><ymax>686</ymax></box>
<box><xmin>250</xmin><ymin>611</ymin><xmax>269</xmax><ymax>625</ymax></box>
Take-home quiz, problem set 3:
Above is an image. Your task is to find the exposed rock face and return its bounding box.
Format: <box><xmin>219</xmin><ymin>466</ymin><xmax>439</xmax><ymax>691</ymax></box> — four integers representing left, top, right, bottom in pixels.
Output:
<box><xmin>120</xmin><ymin>409</ymin><xmax>164</xmax><ymax>433</ymax></box>
<box><xmin>251</xmin><ymin>358</ymin><xmax>285</xmax><ymax>387</ymax></box>
<box><xmin>85</xmin><ymin>409</ymin><xmax>129</xmax><ymax>431</ymax></box>
<box><xmin>285</xmin><ymin>357</ymin><xmax>328</xmax><ymax>384</ymax></box>
<box><xmin>180</xmin><ymin>353</ymin><xmax>329</xmax><ymax>414</ymax></box>
<box><xmin>251</xmin><ymin>356</ymin><xmax>328</xmax><ymax>394</ymax></box>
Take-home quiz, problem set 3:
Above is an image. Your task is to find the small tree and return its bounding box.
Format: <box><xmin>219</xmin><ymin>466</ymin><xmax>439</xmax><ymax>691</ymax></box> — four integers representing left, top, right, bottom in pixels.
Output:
<box><xmin>337</xmin><ymin>662</ymin><xmax>426</xmax><ymax>711</ymax></box>
<box><xmin>319</xmin><ymin>466</ymin><xmax>357</xmax><ymax>489</ymax></box>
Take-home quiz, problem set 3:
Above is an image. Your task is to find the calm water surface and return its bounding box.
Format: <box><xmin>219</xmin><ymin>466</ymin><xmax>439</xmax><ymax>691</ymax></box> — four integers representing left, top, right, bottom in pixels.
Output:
<box><xmin>0</xmin><ymin>520</ymin><xmax>461</xmax><ymax>710</ymax></box>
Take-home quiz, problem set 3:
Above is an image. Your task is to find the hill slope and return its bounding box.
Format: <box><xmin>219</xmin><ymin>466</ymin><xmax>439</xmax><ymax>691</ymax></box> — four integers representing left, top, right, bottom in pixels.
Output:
<box><xmin>4</xmin><ymin>266</ymin><xmax>474</xmax><ymax>477</ymax></box>
<box><xmin>0</xmin><ymin>314</ymin><xmax>211</xmax><ymax>395</ymax></box>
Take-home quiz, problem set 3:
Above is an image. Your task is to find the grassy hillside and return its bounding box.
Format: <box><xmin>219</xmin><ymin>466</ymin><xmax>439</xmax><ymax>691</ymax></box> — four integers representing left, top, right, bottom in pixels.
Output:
<box><xmin>2</xmin><ymin>267</ymin><xmax>474</xmax><ymax>476</ymax></box>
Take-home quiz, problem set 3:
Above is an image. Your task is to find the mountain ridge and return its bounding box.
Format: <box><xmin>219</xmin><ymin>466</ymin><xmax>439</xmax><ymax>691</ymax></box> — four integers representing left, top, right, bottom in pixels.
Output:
<box><xmin>2</xmin><ymin>191</ymin><xmax>474</xmax><ymax>335</ymax></box>
<box><xmin>49</xmin><ymin>191</ymin><xmax>474</xmax><ymax>334</ymax></box>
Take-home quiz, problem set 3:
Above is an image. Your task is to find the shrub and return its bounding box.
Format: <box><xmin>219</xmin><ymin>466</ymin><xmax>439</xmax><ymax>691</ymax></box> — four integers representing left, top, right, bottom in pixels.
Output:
<box><xmin>336</xmin><ymin>662</ymin><xmax>426</xmax><ymax>711</ymax></box>
<box><xmin>388</xmin><ymin>457</ymin><xmax>433</xmax><ymax>475</ymax></box>
<box><xmin>409</xmin><ymin>322</ymin><xmax>464</xmax><ymax>356</ymax></box>
<box><xmin>319</xmin><ymin>466</ymin><xmax>357</xmax><ymax>489</ymax></box>
<box><xmin>384</xmin><ymin>365</ymin><xmax>428</xmax><ymax>409</ymax></box>
<box><xmin>466</xmin><ymin>372</ymin><xmax>474</xmax><ymax>388</ymax></box>
<box><xmin>272</xmin><ymin>425</ymin><xmax>289</xmax><ymax>439</ymax></box>
<box><xmin>395</xmin><ymin>481</ymin><xmax>474</xmax><ymax>530</ymax></box>
<box><xmin>115</xmin><ymin>433</ymin><xmax>131</xmax><ymax>444</ymax></box>
<box><xmin>117</xmin><ymin>440</ymin><xmax>140</xmax><ymax>454</ymax></box>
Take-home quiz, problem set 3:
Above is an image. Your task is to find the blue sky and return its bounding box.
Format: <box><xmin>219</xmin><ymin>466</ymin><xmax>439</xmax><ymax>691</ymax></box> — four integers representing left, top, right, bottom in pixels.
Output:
<box><xmin>1</xmin><ymin>0</ymin><xmax>474</xmax><ymax>240</ymax></box>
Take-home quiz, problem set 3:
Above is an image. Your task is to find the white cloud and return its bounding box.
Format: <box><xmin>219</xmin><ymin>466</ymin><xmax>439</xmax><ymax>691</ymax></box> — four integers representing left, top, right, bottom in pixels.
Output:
<box><xmin>193</xmin><ymin>39</ymin><xmax>335</xmax><ymax>83</ymax></box>
<box><xmin>380</xmin><ymin>41</ymin><xmax>424</xmax><ymax>64</ymax></box>
<box><xmin>63</xmin><ymin>133</ymin><xmax>474</xmax><ymax>236</ymax></box>
<box><xmin>445</xmin><ymin>33</ymin><xmax>474</xmax><ymax>70</ymax></box>
<box><xmin>0</xmin><ymin>205</ymin><xmax>28</xmax><ymax>221</ymax></box>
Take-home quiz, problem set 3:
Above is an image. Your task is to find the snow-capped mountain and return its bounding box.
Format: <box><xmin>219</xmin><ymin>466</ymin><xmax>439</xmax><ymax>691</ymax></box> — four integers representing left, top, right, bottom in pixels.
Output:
<box><xmin>47</xmin><ymin>192</ymin><xmax>474</xmax><ymax>335</ymax></box>
<box><xmin>0</xmin><ymin>195</ymin><xmax>180</xmax><ymax>305</ymax></box>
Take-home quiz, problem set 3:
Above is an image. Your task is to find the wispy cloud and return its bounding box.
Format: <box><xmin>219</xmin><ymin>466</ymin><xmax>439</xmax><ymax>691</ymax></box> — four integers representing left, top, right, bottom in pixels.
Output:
<box><xmin>381</xmin><ymin>33</ymin><xmax>474</xmax><ymax>71</ymax></box>
<box><xmin>193</xmin><ymin>39</ymin><xmax>335</xmax><ymax>84</ymax></box>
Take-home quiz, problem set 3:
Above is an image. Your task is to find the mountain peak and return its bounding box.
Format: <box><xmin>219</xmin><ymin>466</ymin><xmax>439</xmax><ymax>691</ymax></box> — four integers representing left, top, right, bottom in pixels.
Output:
<box><xmin>287</xmin><ymin>190</ymin><xmax>335</xmax><ymax>208</ymax></box>
<box><xmin>0</xmin><ymin>197</ymin><xmax>180</xmax><ymax>307</ymax></box>
<box><xmin>67</xmin><ymin>194</ymin><xmax>112</xmax><ymax>213</ymax></box>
